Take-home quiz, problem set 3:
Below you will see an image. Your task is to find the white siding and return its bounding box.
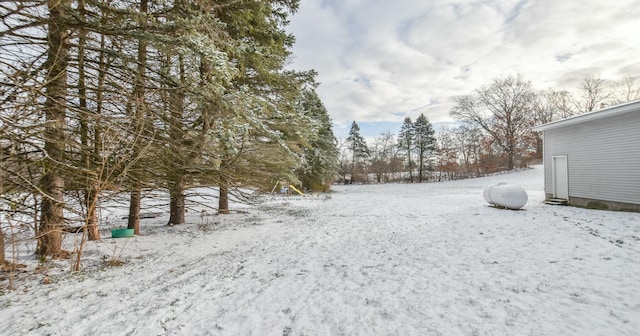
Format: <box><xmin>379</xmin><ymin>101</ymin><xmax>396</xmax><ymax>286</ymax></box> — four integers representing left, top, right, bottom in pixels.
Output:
<box><xmin>542</xmin><ymin>110</ymin><xmax>640</xmax><ymax>204</ymax></box>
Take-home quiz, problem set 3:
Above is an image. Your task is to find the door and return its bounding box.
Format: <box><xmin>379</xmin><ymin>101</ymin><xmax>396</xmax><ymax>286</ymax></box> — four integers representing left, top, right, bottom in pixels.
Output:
<box><xmin>552</xmin><ymin>155</ymin><xmax>569</xmax><ymax>199</ymax></box>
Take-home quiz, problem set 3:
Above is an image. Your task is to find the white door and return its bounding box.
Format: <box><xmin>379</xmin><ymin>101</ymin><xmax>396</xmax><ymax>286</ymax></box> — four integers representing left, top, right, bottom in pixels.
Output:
<box><xmin>552</xmin><ymin>155</ymin><xmax>569</xmax><ymax>199</ymax></box>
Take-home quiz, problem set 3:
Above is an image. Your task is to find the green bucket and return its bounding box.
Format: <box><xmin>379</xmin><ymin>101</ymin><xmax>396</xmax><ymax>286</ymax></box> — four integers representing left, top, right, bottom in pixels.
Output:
<box><xmin>111</xmin><ymin>228</ymin><xmax>135</xmax><ymax>238</ymax></box>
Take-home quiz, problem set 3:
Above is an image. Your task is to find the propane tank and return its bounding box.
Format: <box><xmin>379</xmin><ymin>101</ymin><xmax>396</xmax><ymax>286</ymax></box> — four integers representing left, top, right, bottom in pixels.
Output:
<box><xmin>483</xmin><ymin>182</ymin><xmax>528</xmax><ymax>209</ymax></box>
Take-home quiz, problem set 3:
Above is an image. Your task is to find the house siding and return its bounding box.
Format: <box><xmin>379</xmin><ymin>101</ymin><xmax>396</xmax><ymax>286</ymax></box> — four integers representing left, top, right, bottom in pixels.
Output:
<box><xmin>542</xmin><ymin>110</ymin><xmax>640</xmax><ymax>206</ymax></box>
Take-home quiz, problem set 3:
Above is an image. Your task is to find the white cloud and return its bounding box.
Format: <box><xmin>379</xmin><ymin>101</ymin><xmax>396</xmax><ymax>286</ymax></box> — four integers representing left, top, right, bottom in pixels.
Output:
<box><xmin>286</xmin><ymin>0</ymin><xmax>640</xmax><ymax>125</ymax></box>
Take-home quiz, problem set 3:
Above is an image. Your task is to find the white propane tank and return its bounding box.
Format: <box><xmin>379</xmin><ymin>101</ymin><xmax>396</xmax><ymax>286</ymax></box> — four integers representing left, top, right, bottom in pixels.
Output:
<box><xmin>483</xmin><ymin>182</ymin><xmax>528</xmax><ymax>209</ymax></box>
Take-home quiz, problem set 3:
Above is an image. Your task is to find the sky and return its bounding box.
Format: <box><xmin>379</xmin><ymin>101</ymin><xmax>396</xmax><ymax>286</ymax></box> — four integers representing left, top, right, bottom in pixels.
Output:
<box><xmin>285</xmin><ymin>0</ymin><xmax>640</xmax><ymax>138</ymax></box>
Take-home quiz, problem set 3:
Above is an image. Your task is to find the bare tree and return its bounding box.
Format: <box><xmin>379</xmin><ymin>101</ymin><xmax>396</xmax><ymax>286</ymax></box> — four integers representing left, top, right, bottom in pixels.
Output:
<box><xmin>451</xmin><ymin>74</ymin><xmax>535</xmax><ymax>170</ymax></box>
<box><xmin>452</xmin><ymin>124</ymin><xmax>484</xmax><ymax>177</ymax></box>
<box><xmin>529</xmin><ymin>89</ymin><xmax>577</xmax><ymax>156</ymax></box>
<box><xmin>533</xmin><ymin>89</ymin><xmax>577</xmax><ymax>122</ymax></box>
<box><xmin>369</xmin><ymin>131</ymin><xmax>395</xmax><ymax>183</ymax></box>
<box><xmin>612</xmin><ymin>76</ymin><xmax>640</xmax><ymax>104</ymax></box>
<box><xmin>434</xmin><ymin>126</ymin><xmax>459</xmax><ymax>181</ymax></box>
<box><xmin>572</xmin><ymin>75</ymin><xmax>613</xmax><ymax>112</ymax></box>
<box><xmin>336</xmin><ymin>137</ymin><xmax>351</xmax><ymax>183</ymax></box>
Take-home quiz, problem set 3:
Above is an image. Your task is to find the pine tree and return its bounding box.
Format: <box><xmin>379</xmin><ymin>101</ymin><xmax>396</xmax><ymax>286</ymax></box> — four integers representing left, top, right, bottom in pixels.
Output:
<box><xmin>397</xmin><ymin>117</ymin><xmax>415</xmax><ymax>182</ymax></box>
<box><xmin>37</xmin><ymin>0</ymin><xmax>71</xmax><ymax>258</ymax></box>
<box><xmin>210</xmin><ymin>0</ymin><xmax>308</xmax><ymax>213</ymax></box>
<box><xmin>1</xmin><ymin>0</ymin><xmax>313</xmax><ymax>261</ymax></box>
<box><xmin>346</xmin><ymin>121</ymin><xmax>370</xmax><ymax>182</ymax></box>
<box><xmin>126</xmin><ymin>0</ymin><xmax>151</xmax><ymax>233</ymax></box>
<box><xmin>296</xmin><ymin>89</ymin><xmax>339</xmax><ymax>191</ymax></box>
<box><xmin>414</xmin><ymin>113</ymin><xmax>437</xmax><ymax>182</ymax></box>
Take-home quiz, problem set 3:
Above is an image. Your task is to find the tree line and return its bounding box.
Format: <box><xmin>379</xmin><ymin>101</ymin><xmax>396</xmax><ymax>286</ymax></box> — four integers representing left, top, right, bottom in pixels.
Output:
<box><xmin>341</xmin><ymin>74</ymin><xmax>640</xmax><ymax>184</ymax></box>
<box><xmin>1</xmin><ymin>0</ymin><xmax>339</xmax><ymax>264</ymax></box>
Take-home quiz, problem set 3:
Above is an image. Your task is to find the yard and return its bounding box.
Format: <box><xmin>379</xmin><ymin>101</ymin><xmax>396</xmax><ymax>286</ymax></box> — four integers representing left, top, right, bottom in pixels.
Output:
<box><xmin>1</xmin><ymin>165</ymin><xmax>639</xmax><ymax>335</ymax></box>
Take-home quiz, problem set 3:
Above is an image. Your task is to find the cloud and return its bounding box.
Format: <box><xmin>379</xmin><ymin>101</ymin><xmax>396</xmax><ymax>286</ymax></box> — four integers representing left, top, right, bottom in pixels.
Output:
<box><xmin>286</xmin><ymin>0</ymin><xmax>640</xmax><ymax>126</ymax></box>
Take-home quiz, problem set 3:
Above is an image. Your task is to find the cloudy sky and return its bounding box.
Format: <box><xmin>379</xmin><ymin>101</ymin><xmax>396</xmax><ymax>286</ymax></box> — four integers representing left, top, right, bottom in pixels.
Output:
<box><xmin>285</xmin><ymin>0</ymin><xmax>640</xmax><ymax>138</ymax></box>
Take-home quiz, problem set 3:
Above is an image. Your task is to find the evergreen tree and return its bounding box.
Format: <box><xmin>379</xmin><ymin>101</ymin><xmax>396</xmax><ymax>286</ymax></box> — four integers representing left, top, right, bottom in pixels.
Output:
<box><xmin>346</xmin><ymin>121</ymin><xmax>370</xmax><ymax>182</ymax></box>
<box><xmin>414</xmin><ymin>113</ymin><xmax>437</xmax><ymax>182</ymax></box>
<box><xmin>210</xmin><ymin>0</ymin><xmax>309</xmax><ymax>213</ymax></box>
<box><xmin>37</xmin><ymin>0</ymin><xmax>71</xmax><ymax>258</ymax></box>
<box><xmin>297</xmin><ymin>89</ymin><xmax>339</xmax><ymax>191</ymax></box>
<box><xmin>397</xmin><ymin>117</ymin><xmax>415</xmax><ymax>182</ymax></box>
<box><xmin>1</xmin><ymin>0</ymin><xmax>313</xmax><ymax>259</ymax></box>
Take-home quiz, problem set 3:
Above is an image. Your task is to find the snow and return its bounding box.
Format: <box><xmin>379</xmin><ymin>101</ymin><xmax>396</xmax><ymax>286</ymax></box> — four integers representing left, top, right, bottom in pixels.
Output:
<box><xmin>2</xmin><ymin>165</ymin><xmax>640</xmax><ymax>335</ymax></box>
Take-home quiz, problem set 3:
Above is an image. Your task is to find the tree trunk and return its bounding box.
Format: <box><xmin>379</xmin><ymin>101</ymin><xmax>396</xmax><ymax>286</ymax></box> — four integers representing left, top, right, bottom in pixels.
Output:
<box><xmin>1</xmin><ymin>227</ymin><xmax>5</xmax><ymax>263</ymax></box>
<box><xmin>124</xmin><ymin>0</ymin><xmax>148</xmax><ymax>235</ymax></box>
<box><xmin>86</xmin><ymin>187</ymin><xmax>100</xmax><ymax>240</ymax></box>
<box><xmin>418</xmin><ymin>154</ymin><xmax>424</xmax><ymax>182</ymax></box>
<box><xmin>127</xmin><ymin>183</ymin><xmax>141</xmax><ymax>235</ymax></box>
<box><xmin>168</xmin><ymin>180</ymin><xmax>186</xmax><ymax>225</ymax></box>
<box><xmin>408</xmin><ymin>158</ymin><xmax>414</xmax><ymax>183</ymax></box>
<box><xmin>165</xmin><ymin>52</ymin><xmax>187</xmax><ymax>222</ymax></box>
<box><xmin>218</xmin><ymin>185</ymin><xmax>230</xmax><ymax>214</ymax></box>
<box><xmin>37</xmin><ymin>173</ymin><xmax>65</xmax><ymax>257</ymax></box>
<box><xmin>351</xmin><ymin>156</ymin><xmax>356</xmax><ymax>183</ymax></box>
<box><xmin>37</xmin><ymin>0</ymin><xmax>70</xmax><ymax>258</ymax></box>
<box><xmin>508</xmin><ymin>141</ymin><xmax>515</xmax><ymax>170</ymax></box>
<box><xmin>535</xmin><ymin>134</ymin><xmax>543</xmax><ymax>159</ymax></box>
<box><xmin>77</xmin><ymin>0</ymin><xmax>100</xmax><ymax>241</ymax></box>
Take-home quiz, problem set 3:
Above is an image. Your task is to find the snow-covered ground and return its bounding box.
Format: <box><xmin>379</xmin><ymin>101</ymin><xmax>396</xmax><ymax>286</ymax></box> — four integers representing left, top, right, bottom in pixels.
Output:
<box><xmin>2</xmin><ymin>165</ymin><xmax>640</xmax><ymax>335</ymax></box>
